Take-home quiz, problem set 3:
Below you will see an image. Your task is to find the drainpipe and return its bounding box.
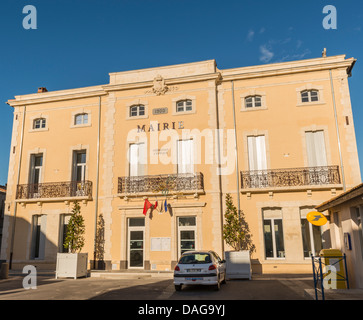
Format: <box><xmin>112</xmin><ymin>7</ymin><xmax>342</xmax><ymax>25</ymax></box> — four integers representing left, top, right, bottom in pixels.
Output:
<box><xmin>9</xmin><ymin>105</ymin><xmax>26</xmax><ymax>269</ymax></box>
<box><xmin>329</xmin><ymin>69</ymin><xmax>346</xmax><ymax>192</ymax></box>
<box><xmin>231</xmin><ymin>81</ymin><xmax>241</xmax><ymax>217</ymax></box>
<box><xmin>214</xmin><ymin>78</ymin><xmax>225</xmax><ymax>257</ymax></box>
<box><xmin>93</xmin><ymin>96</ymin><xmax>101</xmax><ymax>269</ymax></box>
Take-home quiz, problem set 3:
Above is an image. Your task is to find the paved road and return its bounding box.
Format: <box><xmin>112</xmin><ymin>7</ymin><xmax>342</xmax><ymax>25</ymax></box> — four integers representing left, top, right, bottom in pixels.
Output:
<box><xmin>0</xmin><ymin>272</ymin><xmax>314</xmax><ymax>300</ymax></box>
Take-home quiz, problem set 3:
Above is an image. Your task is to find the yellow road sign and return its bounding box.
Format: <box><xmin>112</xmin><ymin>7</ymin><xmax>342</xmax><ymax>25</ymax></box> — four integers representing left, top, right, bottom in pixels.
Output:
<box><xmin>307</xmin><ymin>211</ymin><xmax>328</xmax><ymax>226</ymax></box>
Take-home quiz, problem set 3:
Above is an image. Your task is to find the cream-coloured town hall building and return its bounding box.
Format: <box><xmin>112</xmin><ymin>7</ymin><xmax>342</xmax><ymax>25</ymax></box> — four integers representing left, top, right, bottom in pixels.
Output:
<box><xmin>0</xmin><ymin>53</ymin><xmax>361</xmax><ymax>274</ymax></box>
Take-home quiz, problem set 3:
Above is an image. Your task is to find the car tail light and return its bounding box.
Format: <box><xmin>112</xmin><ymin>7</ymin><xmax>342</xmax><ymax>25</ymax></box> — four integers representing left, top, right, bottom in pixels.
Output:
<box><xmin>208</xmin><ymin>264</ymin><xmax>217</xmax><ymax>271</ymax></box>
<box><xmin>174</xmin><ymin>265</ymin><xmax>180</xmax><ymax>271</ymax></box>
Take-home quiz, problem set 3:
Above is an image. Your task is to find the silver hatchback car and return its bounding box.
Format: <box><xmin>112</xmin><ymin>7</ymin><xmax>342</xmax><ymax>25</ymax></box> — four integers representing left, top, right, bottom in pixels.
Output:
<box><xmin>173</xmin><ymin>250</ymin><xmax>226</xmax><ymax>291</ymax></box>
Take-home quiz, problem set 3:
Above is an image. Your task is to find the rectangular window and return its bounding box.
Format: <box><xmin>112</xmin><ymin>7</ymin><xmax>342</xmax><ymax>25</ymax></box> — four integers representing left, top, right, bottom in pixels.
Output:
<box><xmin>29</xmin><ymin>154</ymin><xmax>43</xmax><ymax>197</ymax></box>
<box><xmin>130</xmin><ymin>105</ymin><xmax>145</xmax><ymax>117</ymax></box>
<box><xmin>300</xmin><ymin>213</ymin><xmax>323</xmax><ymax>258</ymax></box>
<box><xmin>128</xmin><ymin>218</ymin><xmax>145</xmax><ymax>268</ymax></box>
<box><xmin>60</xmin><ymin>214</ymin><xmax>71</xmax><ymax>253</ymax></box>
<box><xmin>72</xmin><ymin>151</ymin><xmax>86</xmax><ymax>182</ymax></box>
<box><xmin>74</xmin><ymin>113</ymin><xmax>88</xmax><ymax>125</ymax></box>
<box><xmin>33</xmin><ymin>118</ymin><xmax>46</xmax><ymax>129</ymax></box>
<box><xmin>263</xmin><ymin>209</ymin><xmax>285</xmax><ymax>259</ymax></box>
<box><xmin>305</xmin><ymin>131</ymin><xmax>327</xmax><ymax>167</ymax></box>
<box><xmin>245</xmin><ymin>96</ymin><xmax>262</xmax><ymax>108</ymax></box>
<box><xmin>31</xmin><ymin>215</ymin><xmax>46</xmax><ymax>259</ymax></box>
<box><xmin>129</xmin><ymin>143</ymin><xmax>146</xmax><ymax>177</ymax></box>
<box><xmin>177</xmin><ymin>139</ymin><xmax>194</xmax><ymax>174</ymax></box>
<box><xmin>178</xmin><ymin>216</ymin><xmax>196</xmax><ymax>257</ymax></box>
<box><xmin>247</xmin><ymin>135</ymin><xmax>267</xmax><ymax>171</ymax></box>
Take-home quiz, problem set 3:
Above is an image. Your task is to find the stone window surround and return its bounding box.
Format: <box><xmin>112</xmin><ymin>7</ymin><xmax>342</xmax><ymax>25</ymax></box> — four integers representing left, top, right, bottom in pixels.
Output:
<box><xmin>68</xmin><ymin>144</ymin><xmax>90</xmax><ymax>182</ymax></box>
<box><xmin>300</xmin><ymin>125</ymin><xmax>332</xmax><ymax>167</ymax></box>
<box><xmin>172</xmin><ymin>94</ymin><xmax>196</xmax><ymax>116</ymax></box>
<box><xmin>29</xmin><ymin>114</ymin><xmax>49</xmax><ymax>133</ymax></box>
<box><xmin>242</xmin><ymin>130</ymin><xmax>271</xmax><ymax>171</ymax></box>
<box><xmin>70</xmin><ymin>108</ymin><xmax>92</xmax><ymax>128</ymax></box>
<box><xmin>25</xmin><ymin>147</ymin><xmax>47</xmax><ymax>184</ymax></box>
<box><xmin>296</xmin><ymin>84</ymin><xmax>326</xmax><ymax>107</ymax></box>
<box><xmin>126</xmin><ymin>99</ymin><xmax>149</xmax><ymax>120</ymax></box>
<box><xmin>240</xmin><ymin>90</ymin><xmax>268</xmax><ymax>112</ymax></box>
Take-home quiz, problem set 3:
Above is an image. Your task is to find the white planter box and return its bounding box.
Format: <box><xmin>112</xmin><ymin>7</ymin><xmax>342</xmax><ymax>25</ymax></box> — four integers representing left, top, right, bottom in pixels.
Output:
<box><xmin>56</xmin><ymin>253</ymin><xmax>88</xmax><ymax>279</ymax></box>
<box><xmin>225</xmin><ymin>250</ymin><xmax>252</xmax><ymax>280</ymax></box>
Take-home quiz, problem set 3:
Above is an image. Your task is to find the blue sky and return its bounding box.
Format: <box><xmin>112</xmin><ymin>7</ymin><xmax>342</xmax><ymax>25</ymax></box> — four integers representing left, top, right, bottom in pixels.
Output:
<box><xmin>0</xmin><ymin>0</ymin><xmax>362</xmax><ymax>185</ymax></box>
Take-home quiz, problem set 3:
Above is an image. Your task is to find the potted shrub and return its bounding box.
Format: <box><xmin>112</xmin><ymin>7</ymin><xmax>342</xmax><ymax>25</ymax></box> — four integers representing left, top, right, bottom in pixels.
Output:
<box><xmin>223</xmin><ymin>194</ymin><xmax>254</xmax><ymax>280</ymax></box>
<box><xmin>56</xmin><ymin>201</ymin><xmax>88</xmax><ymax>279</ymax></box>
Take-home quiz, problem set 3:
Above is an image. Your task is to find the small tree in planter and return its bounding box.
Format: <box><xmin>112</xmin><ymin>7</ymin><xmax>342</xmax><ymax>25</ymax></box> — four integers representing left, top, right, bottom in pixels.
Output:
<box><xmin>64</xmin><ymin>201</ymin><xmax>85</xmax><ymax>253</ymax></box>
<box><xmin>223</xmin><ymin>193</ymin><xmax>254</xmax><ymax>280</ymax></box>
<box><xmin>223</xmin><ymin>193</ymin><xmax>244</xmax><ymax>251</ymax></box>
<box><xmin>56</xmin><ymin>201</ymin><xmax>88</xmax><ymax>279</ymax></box>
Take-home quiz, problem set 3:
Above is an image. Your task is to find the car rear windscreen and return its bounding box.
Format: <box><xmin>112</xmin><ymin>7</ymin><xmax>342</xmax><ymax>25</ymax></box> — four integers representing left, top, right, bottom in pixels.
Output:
<box><xmin>179</xmin><ymin>253</ymin><xmax>212</xmax><ymax>264</ymax></box>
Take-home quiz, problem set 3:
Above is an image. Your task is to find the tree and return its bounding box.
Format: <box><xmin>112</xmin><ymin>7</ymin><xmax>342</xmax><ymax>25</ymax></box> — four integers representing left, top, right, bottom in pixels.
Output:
<box><xmin>64</xmin><ymin>201</ymin><xmax>85</xmax><ymax>253</ymax></box>
<box><xmin>223</xmin><ymin>194</ymin><xmax>255</xmax><ymax>253</ymax></box>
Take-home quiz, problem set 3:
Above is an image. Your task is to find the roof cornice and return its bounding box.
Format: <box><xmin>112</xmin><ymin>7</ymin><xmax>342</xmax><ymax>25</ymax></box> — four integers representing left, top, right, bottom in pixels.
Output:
<box><xmin>221</xmin><ymin>56</ymin><xmax>356</xmax><ymax>82</ymax></box>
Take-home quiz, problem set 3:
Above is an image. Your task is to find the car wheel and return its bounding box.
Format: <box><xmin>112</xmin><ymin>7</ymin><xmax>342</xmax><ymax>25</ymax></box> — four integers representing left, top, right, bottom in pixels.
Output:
<box><xmin>175</xmin><ymin>284</ymin><xmax>182</xmax><ymax>291</ymax></box>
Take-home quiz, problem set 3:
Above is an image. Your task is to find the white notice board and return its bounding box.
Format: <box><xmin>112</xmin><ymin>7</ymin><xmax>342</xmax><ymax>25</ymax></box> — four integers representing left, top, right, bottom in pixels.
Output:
<box><xmin>151</xmin><ymin>237</ymin><xmax>171</xmax><ymax>251</ymax></box>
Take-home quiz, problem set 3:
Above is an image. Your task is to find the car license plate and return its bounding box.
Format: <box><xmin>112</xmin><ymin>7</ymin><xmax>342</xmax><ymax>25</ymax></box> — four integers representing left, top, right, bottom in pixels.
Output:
<box><xmin>186</xmin><ymin>277</ymin><xmax>203</xmax><ymax>281</ymax></box>
<box><xmin>187</xmin><ymin>269</ymin><xmax>201</xmax><ymax>272</ymax></box>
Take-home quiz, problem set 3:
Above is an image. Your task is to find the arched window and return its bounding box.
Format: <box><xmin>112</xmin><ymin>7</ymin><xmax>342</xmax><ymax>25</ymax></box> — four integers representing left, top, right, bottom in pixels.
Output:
<box><xmin>176</xmin><ymin>99</ymin><xmax>192</xmax><ymax>113</ymax></box>
<box><xmin>245</xmin><ymin>95</ymin><xmax>262</xmax><ymax>108</ymax></box>
<box><xmin>74</xmin><ymin>113</ymin><xmax>88</xmax><ymax>125</ymax></box>
<box><xmin>301</xmin><ymin>90</ymin><xmax>319</xmax><ymax>103</ymax></box>
<box><xmin>130</xmin><ymin>105</ymin><xmax>145</xmax><ymax>117</ymax></box>
<box><xmin>33</xmin><ymin>118</ymin><xmax>46</xmax><ymax>129</ymax></box>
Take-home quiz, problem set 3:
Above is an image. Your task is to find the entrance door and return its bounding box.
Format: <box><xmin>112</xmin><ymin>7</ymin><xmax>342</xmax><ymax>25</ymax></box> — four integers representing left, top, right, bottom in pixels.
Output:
<box><xmin>128</xmin><ymin>218</ymin><xmax>145</xmax><ymax>269</ymax></box>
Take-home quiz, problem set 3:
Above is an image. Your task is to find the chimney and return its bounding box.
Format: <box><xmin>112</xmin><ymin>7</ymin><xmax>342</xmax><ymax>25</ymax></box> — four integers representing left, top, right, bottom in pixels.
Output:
<box><xmin>38</xmin><ymin>87</ymin><xmax>48</xmax><ymax>93</ymax></box>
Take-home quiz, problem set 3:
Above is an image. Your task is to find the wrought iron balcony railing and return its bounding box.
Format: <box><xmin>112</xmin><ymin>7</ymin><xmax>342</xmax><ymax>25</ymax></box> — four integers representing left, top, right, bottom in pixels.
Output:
<box><xmin>16</xmin><ymin>181</ymin><xmax>93</xmax><ymax>200</ymax></box>
<box><xmin>241</xmin><ymin>166</ymin><xmax>341</xmax><ymax>189</ymax></box>
<box><xmin>118</xmin><ymin>172</ymin><xmax>204</xmax><ymax>194</ymax></box>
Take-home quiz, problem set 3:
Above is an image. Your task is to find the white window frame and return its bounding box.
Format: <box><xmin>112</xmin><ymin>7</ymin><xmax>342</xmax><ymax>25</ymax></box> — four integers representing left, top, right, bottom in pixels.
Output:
<box><xmin>129</xmin><ymin>105</ymin><xmax>145</xmax><ymax>118</ymax></box>
<box><xmin>245</xmin><ymin>95</ymin><xmax>262</xmax><ymax>108</ymax></box>
<box><xmin>72</xmin><ymin>150</ymin><xmax>87</xmax><ymax>182</ymax></box>
<box><xmin>240</xmin><ymin>90</ymin><xmax>267</xmax><ymax>112</ymax></box>
<box><xmin>300</xmin><ymin>217</ymin><xmax>324</xmax><ymax>259</ymax></box>
<box><xmin>301</xmin><ymin>89</ymin><xmax>319</xmax><ymax>103</ymax></box>
<box><xmin>172</xmin><ymin>95</ymin><xmax>196</xmax><ymax>115</ymax></box>
<box><xmin>177</xmin><ymin>216</ymin><xmax>197</xmax><ymax>258</ymax></box>
<box><xmin>127</xmin><ymin>218</ymin><xmax>145</xmax><ymax>269</ymax></box>
<box><xmin>176</xmin><ymin>100</ymin><xmax>193</xmax><ymax>113</ymax></box>
<box><xmin>262</xmin><ymin>209</ymin><xmax>285</xmax><ymax>260</ymax></box>
<box><xmin>33</xmin><ymin>118</ymin><xmax>46</xmax><ymax>130</ymax></box>
<box><xmin>74</xmin><ymin>113</ymin><xmax>88</xmax><ymax>125</ymax></box>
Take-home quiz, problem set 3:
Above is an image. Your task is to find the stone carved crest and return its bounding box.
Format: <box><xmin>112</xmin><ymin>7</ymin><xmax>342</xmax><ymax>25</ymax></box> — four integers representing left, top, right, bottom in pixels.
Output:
<box><xmin>152</xmin><ymin>75</ymin><xmax>168</xmax><ymax>95</ymax></box>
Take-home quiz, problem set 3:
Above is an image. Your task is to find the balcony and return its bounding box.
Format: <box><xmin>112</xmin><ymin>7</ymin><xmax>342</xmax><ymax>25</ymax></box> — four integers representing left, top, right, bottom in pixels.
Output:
<box><xmin>241</xmin><ymin>166</ymin><xmax>341</xmax><ymax>192</ymax></box>
<box><xmin>16</xmin><ymin>181</ymin><xmax>93</xmax><ymax>203</ymax></box>
<box><xmin>118</xmin><ymin>172</ymin><xmax>204</xmax><ymax>197</ymax></box>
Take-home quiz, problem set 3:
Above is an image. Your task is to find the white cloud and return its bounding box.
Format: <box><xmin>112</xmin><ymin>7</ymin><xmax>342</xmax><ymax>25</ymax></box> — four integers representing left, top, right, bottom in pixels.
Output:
<box><xmin>276</xmin><ymin>49</ymin><xmax>312</xmax><ymax>63</ymax></box>
<box><xmin>259</xmin><ymin>45</ymin><xmax>274</xmax><ymax>63</ymax></box>
<box><xmin>247</xmin><ymin>29</ymin><xmax>255</xmax><ymax>41</ymax></box>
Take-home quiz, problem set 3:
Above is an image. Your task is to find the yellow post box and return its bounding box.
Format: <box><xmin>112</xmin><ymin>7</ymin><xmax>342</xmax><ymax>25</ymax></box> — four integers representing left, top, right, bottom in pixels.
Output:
<box><xmin>319</xmin><ymin>249</ymin><xmax>347</xmax><ymax>289</ymax></box>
